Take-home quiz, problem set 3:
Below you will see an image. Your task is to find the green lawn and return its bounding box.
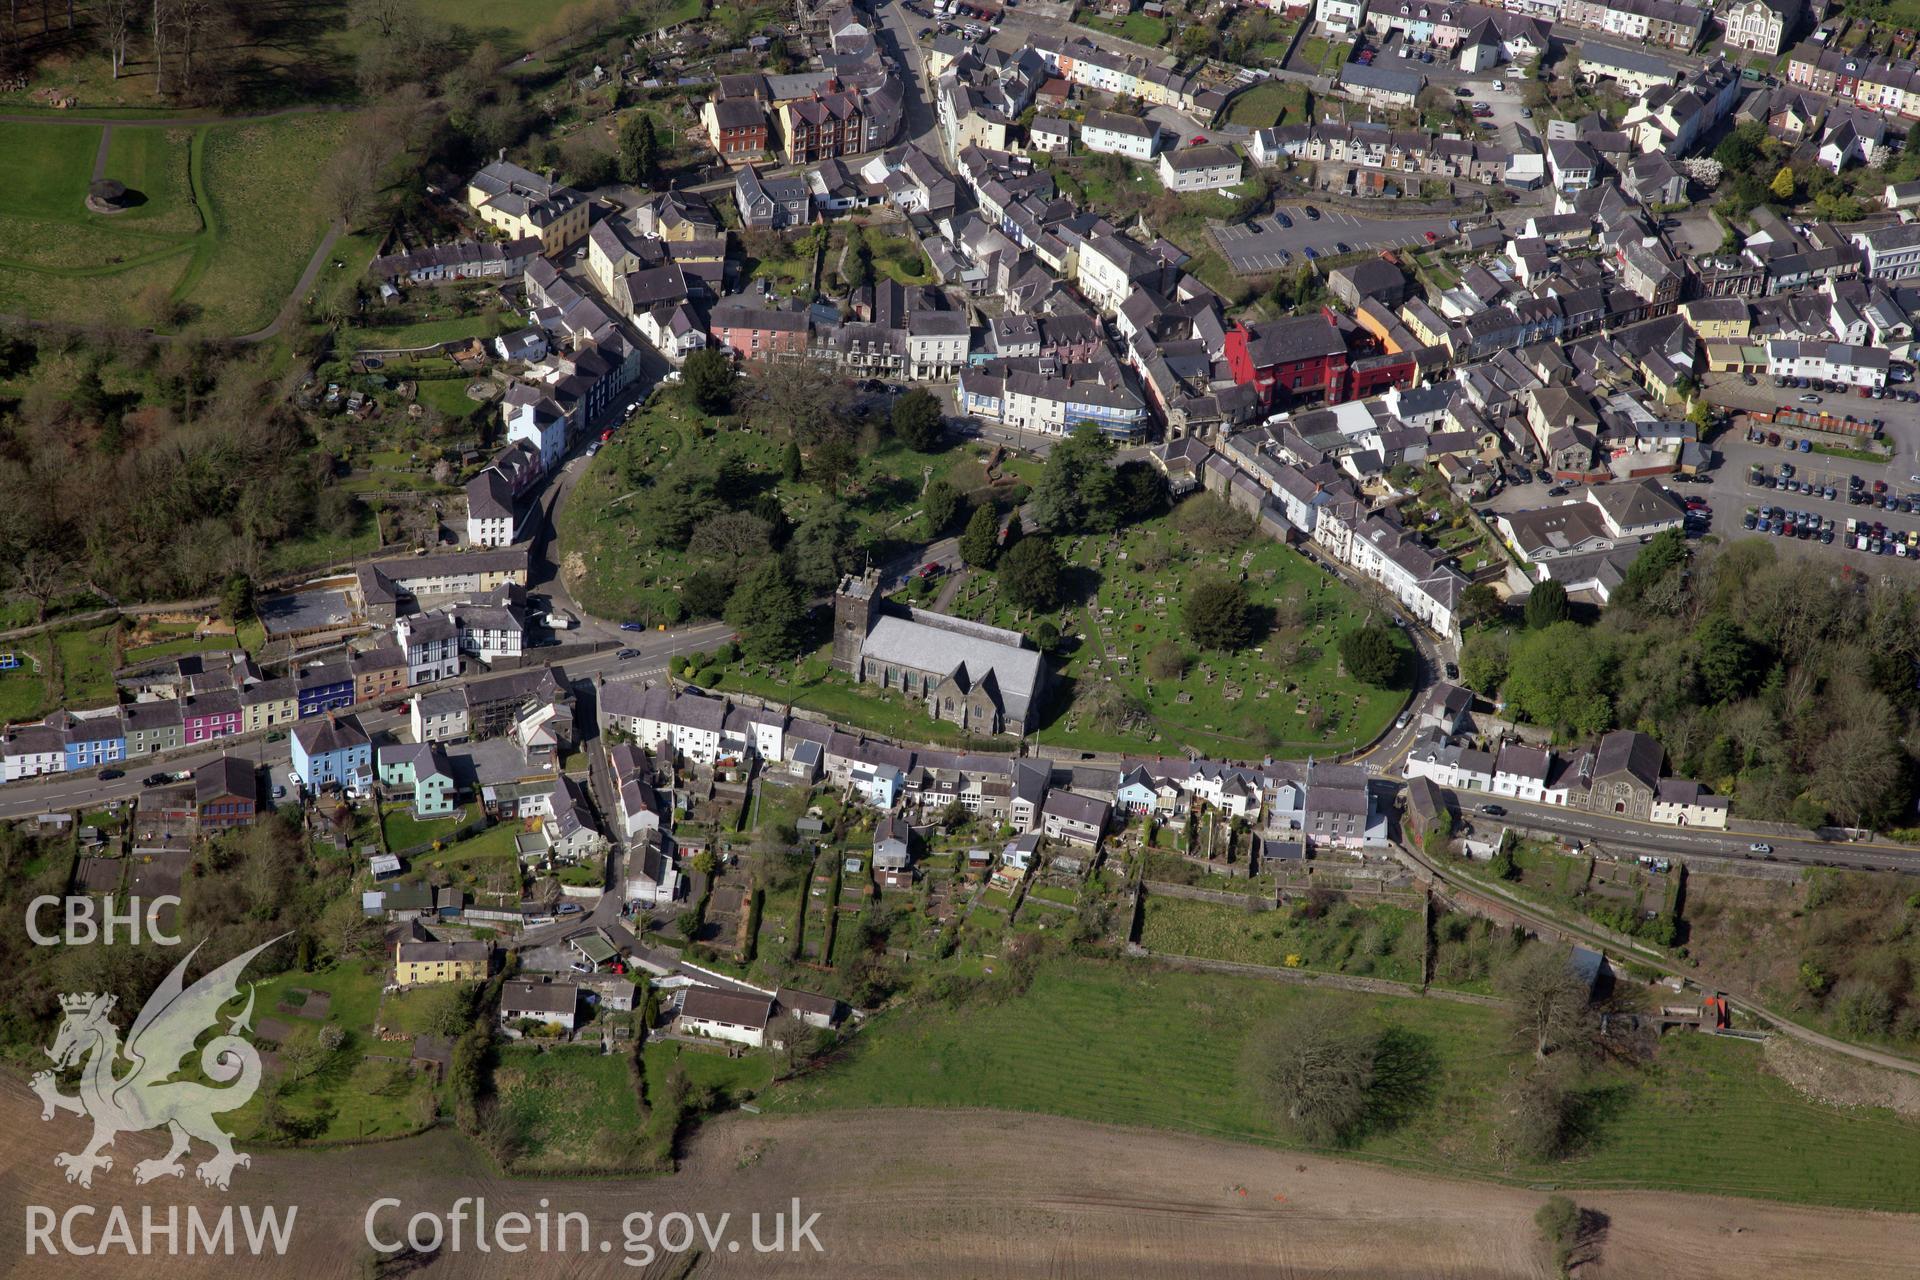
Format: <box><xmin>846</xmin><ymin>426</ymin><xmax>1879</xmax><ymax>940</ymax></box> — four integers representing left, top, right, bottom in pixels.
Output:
<box><xmin>496</xmin><ymin>1046</ymin><xmax>645</xmax><ymax>1172</ymax></box>
<box><xmin>0</xmin><ymin>636</ymin><xmax>56</xmax><ymax>724</ymax></box>
<box><xmin>260</xmin><ymin>506</ymin><xmax>381</xmax><ymax>576</ymax></box>
<box><xmin>0</xmin><ymin>113</ymin><xmax>351</xmax><ymax>335</ymax></box>
<box><xmin>381</xmin><ymin>807</ymin><xmax>468</xmax><ymax>853</ymax></box>
<box><xmin>1223</xmin><ymin>81</ymin><xmax>1308</xmax><ymax>128</ymax></box>
<box><xmin>768</xmin><ymin>957</ymin><xmax>1920</xmax><ymax>1210</ymax></box>
<box><xmin>943</xmin><ymin>505</ymin><xmax>1407</xmax><ymax>757</ymax></box>
<box><xmin>346</xmin><ymin>310</ymin><xmax>524</xmax><ymax>352</ymax></box>
<box><xmin>53</xmin><ymin>624</ymin><xmax>122</xmax><ymax>709</ymax></box>
<box><xmin>225</xmin><ymin>961</ymin><xmax>443</xmax><ymax>1145</ymax></box>
<box><xmin>1140</xmin><ymin>895</ymin><xmax>1425</xmax><ymax>982</ymax></box>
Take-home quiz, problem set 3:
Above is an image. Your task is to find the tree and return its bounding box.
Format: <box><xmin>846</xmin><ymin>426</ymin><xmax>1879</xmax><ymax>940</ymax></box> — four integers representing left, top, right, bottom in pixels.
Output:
<box><xmin>681</xmin><ymin>567</ymin><xmax>734</xmax><ymax>620</ymax></box>
<box><xmin>1503</xmin><ymin>622</ymin><xmax>1615</xmax><ymax>738</ymax></box>
<box><xmin>1243</xmin><ymin>1006</ymin><xmax>1378</xmax><ymax>1145</ymax></box>
<box><xmin>618</xmin><ymin>112</ymin><xmax>660</xmax><ymax>185</ymax></box>
<box><xmin>1498</xmin><ymin>944</ymin><xmax>1594</xmax><ymax>1061</ymax></box>
<box><xmin>781</xmin><ymin>440</ymin><xmax>803</xmax><ymax>481</ymax></box>
<box><xmin>1184</xmin><ymin>577</ymin><xmax>1255</xmax><ymax>652</ymax></box>
<box><xmin>726</xmin><ymin>560</ymin><xmax>809</xmax><ymax>663</ymax></box>
<box><xmin>959</xmin><ymin>502</ymin><xmax>1002</xmax><ymax>568</ymax></box>
<box><xmin>1113</xmin><ymin>459</ymin><xmax>1169</xmax><ymax>524</ymax></box>
<box><xmin>1459</xmin><ymin>623</ymin><xmax>1511</xmax><ymax>693</ymax></box>
<box><xmin>999</xmin><ymin>535</ymin><xmax>1063</xmax><ymax>611</ymax></box>
<box><xmin>921</xmin><ymin>479</ymin><xmax>963</xmax><ymax>538</ymax></box>
<box><xmin>1031</xmin><ymin>425</ymin><xmax>1119</xmax><ymax>533</ymax></box>
<box><xmin>1503</xmin><ymin>1069</ymin><xmax>1577</xmax><ymax>1162</ymax></box>
<box><xmin>892</xmin><ymin>388</ymin><xmax>945</xmax><ymax>451</ymax></box>
<box><xmin>809</xmin><ymin>439</ymin><xmax>858</xmax><ymax>495</ymax></box>
<box><xmin>844</xmin><ymin>225</ymin><xmax>874</xmax><ymax>291</ymax></box>
<box><xmin>1459</xmin><ymin>581</ymin><xmax>1503</xmax><ymax>627</ymax></box>
<box><xmin>1146</xmin><ymin>640</ymin><xmax>1188</xmax><ymax>679</ymax></box>
<box><xmin>1613</xmin><ymin>528</ymin><xmax>1686</xmax><ymax>612</ymax></box>
<box><xmin>1535</xmin><ymin>1196</ymin><xmax>1584</xmax><ymax>1275</ymax></box>
<box><xmin>220</xmin><ymin>574</ymin><xmax>256</xmax><ymax>624</ymax></box>
<box><xmin>1690</xmin><ymin>614</ymin><xmax>1752</xmax><ymax>705</ymax></box>
<box><xmin>1770</xmin><ymin>165</ymin><xmax>1797</xmax><ymax>200</ymax></box>
<box><xmin>1339</xmin><ymin>621</ymin><xmax>1404</xmax><ymax>687</ymax></box>
<box><xmin>786</xmin><ymin>507</ymin><xmax>859</xmax><ymax>594</ymax></box>
<box><xmin>1523</xmin><ymin>580</ymin><xmax>1569</xmax><ymax>629</ymax></box>
<box><xmin>682</xmin><ymin>348</ymin><xmax>736</xmax><ymax>414</ymax></box>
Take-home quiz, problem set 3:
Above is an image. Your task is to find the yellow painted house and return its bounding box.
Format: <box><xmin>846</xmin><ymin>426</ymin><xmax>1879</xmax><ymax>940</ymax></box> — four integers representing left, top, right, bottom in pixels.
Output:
<box><xmin>464</xmin><ymin>161</ymin><xmax>589</xmax><ymax>257</ymax></box>
<box><xmin>395</xmin><ymin>939</ymin><xmax>492</xmax><ymax>985</ymax></box>
<box><xmin>1679</xmin><ymin>298</ymin><xmax>1750</xmax><ymax>341</ymax></box>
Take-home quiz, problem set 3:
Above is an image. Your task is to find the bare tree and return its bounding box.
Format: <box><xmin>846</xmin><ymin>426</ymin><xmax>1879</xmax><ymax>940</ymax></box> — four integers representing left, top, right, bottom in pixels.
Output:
<box><xmin>98</xmin><ymin>0</ymin><xmax>136</xmax><ymax>77</ymax></box>
<box><xmin>1242</xmin><ymin>1005</ymin><xmax>1377</xmax><ymax>1145</ymax></box>
<box><xmin>1498</xmin><ymin>944</ymin><xmax>1595</xmax><ymax>1061</ymax></box>
<box><xmin>347</xmin><ymin>0</ymin><xmax>409</xmax><ymax>37</ymax></box>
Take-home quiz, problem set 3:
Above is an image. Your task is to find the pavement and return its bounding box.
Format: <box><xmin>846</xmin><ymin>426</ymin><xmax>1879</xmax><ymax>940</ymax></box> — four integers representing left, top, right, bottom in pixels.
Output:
<box><xmin>1215</xmin><ymin>208</ymin><xmax>1464</xmax><ymax>273</ymax></box>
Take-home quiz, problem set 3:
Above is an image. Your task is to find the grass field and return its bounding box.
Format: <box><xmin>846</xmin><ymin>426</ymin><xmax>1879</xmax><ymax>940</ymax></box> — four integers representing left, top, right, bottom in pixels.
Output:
<box><xmin>229</xmin><ymin>961</ymin><xmax>443</xmax><ymax>1144</ymax></box>
<box><xmin>768</xmin><ymin>958</ymin><xmax>1920</xmax><ymax>1210</ymax></box>
<box><xmin>381</xmin><ymin>807</ymin><xmax>467</xmax><ymax>853</ymax></box>
<box><xmin>497</xmin><ymin>1046</ymin><xmax>645</xmax><ymax>1172</ymax></box>
<box><xmin>1140</xmin><ymin>895</ymin><xmax>1425</xmax><ymax>982</ymax></box>
<box><xmin>0</xmin><ymin>112</ymin><xmax>350</xmax><ymax>335</ymax></box>
<box><xmin>52</xmin><ymin>624</ymin><xmax>122</xmax><ymax>709</ymax></box>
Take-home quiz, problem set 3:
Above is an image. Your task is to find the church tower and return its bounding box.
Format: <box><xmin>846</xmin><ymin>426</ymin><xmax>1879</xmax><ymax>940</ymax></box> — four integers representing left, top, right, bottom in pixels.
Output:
<box><xmin>831</xmin><ymin>569</ymin><xmax>882</xmax><ymax>675</ymax></box>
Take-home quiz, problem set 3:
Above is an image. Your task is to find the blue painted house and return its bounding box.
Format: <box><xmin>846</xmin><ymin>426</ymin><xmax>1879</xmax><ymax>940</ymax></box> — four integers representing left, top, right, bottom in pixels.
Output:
<box><xmin>55</xmin><ymin>711</ymin><xmax>126</xmax><ymax>772</ymax></box>
<box><xmin>296</xmin><ymin>662</ymin><xmax>355</xmax><ymax>718</ymax></box>
<box><xmin>291</xmin><ymin>715</ymin><xmax>372</xmax><ymax>789</ymax></box>
<box><xmin>1113</xmin><ymin>765</ymin><xmax>1157</xmax><ymax>817</ymax></box>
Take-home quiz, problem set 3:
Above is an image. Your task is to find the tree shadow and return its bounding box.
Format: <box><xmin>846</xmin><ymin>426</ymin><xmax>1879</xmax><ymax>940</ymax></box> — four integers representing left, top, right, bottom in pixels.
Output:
<box><xmin>1561</xmin><ymin>1081</ymin><xmax>1635</xmax><ymax>1157</ymax></box>
<box><xmin>1353</xmin><ymin>1025</ymin><xmax>1440</xmax><ymax>1141</ymax></box>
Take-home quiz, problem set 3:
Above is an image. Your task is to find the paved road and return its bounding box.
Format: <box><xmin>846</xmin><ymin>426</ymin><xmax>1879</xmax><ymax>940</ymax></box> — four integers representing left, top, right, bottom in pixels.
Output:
<box><xmin>875</xmin><ymin>0</ymin><xmax>940</xmax><ymax>154</ymax></box>
<box><xmin>1396</xmin><ymin>832</ymin><xmax>1920</xmax><ymax>1078</ymax></box>
<box><xmin>1411</xmin><ymin>784</ymin><xmax>1920</xmax><ymax>873</ymax></box>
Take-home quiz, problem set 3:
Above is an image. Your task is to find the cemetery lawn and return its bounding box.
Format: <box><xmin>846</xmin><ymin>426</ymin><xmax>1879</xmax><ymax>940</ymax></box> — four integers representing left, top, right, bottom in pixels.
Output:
<box><xmin>943</xmin><ymin>510</ymin><xmax>1407</xmax><ymax>758</ymax></box>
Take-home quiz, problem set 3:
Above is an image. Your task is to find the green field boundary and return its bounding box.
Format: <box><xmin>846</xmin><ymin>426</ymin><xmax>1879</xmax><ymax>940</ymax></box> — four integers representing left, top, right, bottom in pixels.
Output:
<box><xmin>169</xmin><ymin>126</ymin><xmax>218</xmax><ymax>305</ymax></box>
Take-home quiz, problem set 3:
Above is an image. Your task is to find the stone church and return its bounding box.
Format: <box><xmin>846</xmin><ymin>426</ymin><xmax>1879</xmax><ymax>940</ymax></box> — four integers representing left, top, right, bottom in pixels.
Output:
<box><xmin>831</xmin><ymin>570</ymin><xmax>1048</xmax><ymax>737</ymax></box>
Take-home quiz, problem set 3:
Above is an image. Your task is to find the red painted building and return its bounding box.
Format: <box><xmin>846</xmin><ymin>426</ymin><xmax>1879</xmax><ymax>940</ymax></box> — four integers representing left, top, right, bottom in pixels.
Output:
<box><xmin>1224</xmin><ymin>311</ymin><xmax>1350</xmax><ymax>407</ymax></box>
<box><xmin>709</xmin><ymin>298</ymin><xmax>811</xmax><ymax>361</ymax></box>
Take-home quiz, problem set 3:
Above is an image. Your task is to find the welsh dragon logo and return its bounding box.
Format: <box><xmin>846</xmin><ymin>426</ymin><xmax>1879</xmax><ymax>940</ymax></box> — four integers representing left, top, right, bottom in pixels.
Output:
<box><xmin>31</xmin><ymin>935</ymin><xmax>286</xmax><ymax>1191</ymax></box>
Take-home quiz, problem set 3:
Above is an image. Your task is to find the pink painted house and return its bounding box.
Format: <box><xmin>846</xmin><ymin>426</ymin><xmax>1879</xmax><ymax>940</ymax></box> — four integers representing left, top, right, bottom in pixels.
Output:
<box><xmin>182</xmin><ymin>689</ymin><xmax>242</xmax><ymax>744</ymax></box>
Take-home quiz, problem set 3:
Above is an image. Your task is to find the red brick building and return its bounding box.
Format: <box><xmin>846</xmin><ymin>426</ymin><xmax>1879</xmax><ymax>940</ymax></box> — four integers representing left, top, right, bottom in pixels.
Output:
<box><xmin>779</xmin><ymin>89</ymin><xmax>865</xmax><ymax>165</ymax></box>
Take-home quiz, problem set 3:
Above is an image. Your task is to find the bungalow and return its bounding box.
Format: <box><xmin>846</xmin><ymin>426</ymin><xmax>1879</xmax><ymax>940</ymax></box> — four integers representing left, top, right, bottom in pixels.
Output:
<box><xmin>499</xmin><ymin>977</ymin><xmax>579</xmax><ymax>1033</ymax></box>
<box><xmin>776</xmin><ymin>987</ymin><xmax>843</xmax><ymax>1029</ymax></box>
<box><xmin>678</xmin><ymin>985</ymin><xmax>776</xmax><ymax>1048</ymax></box>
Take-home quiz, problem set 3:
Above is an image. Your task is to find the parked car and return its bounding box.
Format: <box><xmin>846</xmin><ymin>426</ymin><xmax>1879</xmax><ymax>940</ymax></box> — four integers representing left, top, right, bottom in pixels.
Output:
<box><xmin>1273</xmin><ymin>210</ymin><xmax>1293</xmax><ymax>228</ymax></box>
<box><xmin>97</xmin><ymin>768</ymin><xmax>123</xmax><ymax>781</ymax></box>
<box><xmin>272</xmin><ymin>785</ymin><xmax>286</xmax><ymax>800</ymax></box>
<box><xmin>1492</xmin><ymin>78</ymin><xmax>1505</xmax><ymax>91</ymax></box>
<box><xmin>1480</xmin><ymin>803</ymin><xmax>1506</xmax><ymax>816</ymax></box>
<box><xmin>143</xmin><ymin>773</ymin><xmax>169</xmax><ymax>787</ymax></box>
<box><xmin>1444</xmin><ymin>661</ymin><xmax>1460</xmax><ymax>679</ymax></box>
<box><xmin>1424</xmin><ymin>229</ymin><xmax>1438</xmax><ymax>242</ymax></box>
<box><xmin>620</xmin><ymin>621</ymin><xmax>645</xmax><ymax>631</ymax></box>
<box><xmin>1798</xmin><ymin>393</ymin><xmax>1822</xmax><ymax>404</ymax></box>
<box><xmin>1303</xmin><ymin>245</ymin><xmax>1319</xmax><ymax>260</ymax></box>
<box><xmin>1334</xmin><ymin>241</ymin><xmax>1353</xmax><ymax>253</ymax></box>
<box><xmin>1303</xmin><ymin>205</ymin><xmax>1321</xmax><ymax>220</ymax></box>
